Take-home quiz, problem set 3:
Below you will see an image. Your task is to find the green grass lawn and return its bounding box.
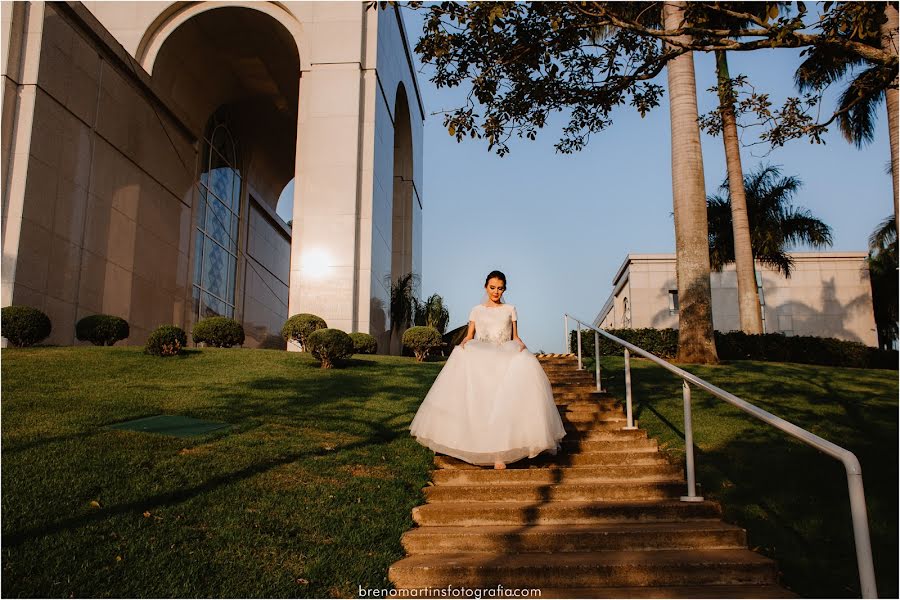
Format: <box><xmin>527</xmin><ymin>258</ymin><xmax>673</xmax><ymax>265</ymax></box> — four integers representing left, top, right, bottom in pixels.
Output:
<box><xmin>1</xmin><ymin>347</ymin><xmax>439</xmax><ymax>598</ymax></box>
<box><xmin>2</xmin><ymin>348</ymin><xmax>896</xmax><ymax>598</ymax></box>
<box><xmin>593</xmin><ymin>355</ymin><xmax>898</xmax><ymax>598</ymax></box>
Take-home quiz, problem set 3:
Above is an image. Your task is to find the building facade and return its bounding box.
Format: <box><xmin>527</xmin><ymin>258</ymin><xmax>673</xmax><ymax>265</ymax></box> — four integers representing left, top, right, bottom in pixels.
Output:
<box><xmin>1</xmin><ymin>1</ymin><xmax>424</xmax><ymax>351</ymax></box>
<box><xmin>595</xmin><ymin>253</ymin><xmax>878</xmax><ymax>347</ymax></box>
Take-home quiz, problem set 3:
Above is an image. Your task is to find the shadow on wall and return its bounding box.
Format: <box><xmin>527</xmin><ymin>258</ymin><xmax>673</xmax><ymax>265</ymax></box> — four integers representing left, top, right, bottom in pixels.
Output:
<box><xmin>645</xmin><ymin>276</ymin><xmax>874</xmax><ymax>344</ymax></box>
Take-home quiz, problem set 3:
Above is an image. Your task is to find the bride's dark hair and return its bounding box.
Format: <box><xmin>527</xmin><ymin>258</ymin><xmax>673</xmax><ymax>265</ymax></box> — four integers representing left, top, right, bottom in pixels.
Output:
<box><xmin>484</xmin><ymin>270</ymin><xmax>507</xmax><ymax>293</ymax></box>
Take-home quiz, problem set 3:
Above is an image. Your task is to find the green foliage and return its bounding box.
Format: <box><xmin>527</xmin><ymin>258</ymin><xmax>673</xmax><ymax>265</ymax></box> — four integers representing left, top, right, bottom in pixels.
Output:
<box><xmin>281</xmin><ymin>314</ymin><xmax>327</xmax><ymax>350</ymax></box>
<box><xmin>145</xmin><ymin>325</ymin><xmax>188</xmax><ymax>357</ymax></box>
<box><xmin>867</xmin><ymin>215</ymin><xmax>898</xmax><ymax>350</ymax></box>
<box><xmin>75</xmin><ymin>314</ymin><xmax>129</xmax><ymax>346</ymax></box>
<box><xmin>192</xmin><ymin>317</ymin><xmax>245</xmax><ymax>348</ymax></box>
<box><xmin>349</xmin><ymin>332</ymin><xmax>378</xmax><ymax>355</ymax></box>
<box><xmin>386</xmin><ymin>272</ymin><xmax>420</xmax><ymax>335</ymax></box>
<box><xmin>572</xmin><ymin>327</ymin><xmax>897</xmax><ymax>369</ymax></box>
<box><xmin>407</xmin><ymin>2</ymin><xmax>896</xmax><ymax>155</ymax></box>
<box><xmin>413</xmin><ymin>293</ymin><xmax>451</xmax><ymax>333</ymax></box>
<box><xmin>1</xmin><ymin>305</ymin><xmax>52</xmax><ymax>347</ymax></box>
<box><xmin>707</xmin><ymin>164</ymin><xmax>832</xmax><ymax>277</ymax></box>
<box><xmin>402</xmin><ymin>326</ymin><xmax>443</xmax><ymax>362</ymax></box>
<box><xmin>306</xmin><ymin>328</ymin><xmax>354</xmax><ymax>368</ymax></box>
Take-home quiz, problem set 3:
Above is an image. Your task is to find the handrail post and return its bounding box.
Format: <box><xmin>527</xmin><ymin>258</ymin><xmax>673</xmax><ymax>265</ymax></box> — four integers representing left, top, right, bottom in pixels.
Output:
<box><xmin>564</xmin><ymin>314</ymin><xmax>569</xmax><ymax>354</ymax></box>
<box><xmin>594</xmin><ymin>330</ymin><xmax>603</xmax><ymax>392</ymax></box>
<box><xmin>622</xmin><ymin>348</ymin><xmax>637</xmax><ymax>430</ymax></box>
<box><xmin>680</xmin><ymin>381</ymin><xmax>704</xmax><ymax>502</ymax></box>
<box><xmin>576</xmin><ymin>322</ymin><xmax>583</xmax><ymax>370</ymax></box>
<box><xmin>847</xmin><ymin>470</ymin><xmax>878</xmax><ymax>598</ymax></box>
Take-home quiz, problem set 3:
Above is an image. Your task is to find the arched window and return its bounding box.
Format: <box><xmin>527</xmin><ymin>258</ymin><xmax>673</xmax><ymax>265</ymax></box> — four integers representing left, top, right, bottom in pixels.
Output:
<box><xmin>192</xmin><ymin>111</ymin><xmax>242</xmax><ymax>319</ymax></box>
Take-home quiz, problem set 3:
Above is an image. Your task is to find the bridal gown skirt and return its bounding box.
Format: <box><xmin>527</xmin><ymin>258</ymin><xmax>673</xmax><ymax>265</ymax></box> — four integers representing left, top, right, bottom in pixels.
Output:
<box><xmin>409</xmin><ymin>339</ymin><xmax>567</xmax><ymax>466</ymax></box>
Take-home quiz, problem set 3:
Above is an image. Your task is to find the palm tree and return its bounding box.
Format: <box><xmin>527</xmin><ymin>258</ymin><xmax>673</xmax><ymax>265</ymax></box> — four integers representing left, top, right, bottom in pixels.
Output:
<box><xmin>794</xmin><ymin>3</ymin><xmax>899</xmax><ymax>233</ymax></box>
<box><xmin>385</xmin><ymin>271</ymin><xmax>420</xmax><ymax>355</ymax></box>
<box><xmin>707</xmin><ymin>164</ymin><xmax>833</xmax><ymax>278</ymax></box>
<box><xmin>707</xmin><ymin>2</ymin><xmax>790</xmax><ymax>334</ymax></box>
<box><xmin>867</xmin><ymin>215</ymin><xmax>898</xmax><ymax>350</ymax></box>
<box><xmin>663</xmin><ymin>0</ymin><xmax>718</xmax><ymax>363</ymax></box>
<box><xmin>415</xmin><ymin>293</ymin><xmax>450</xmax><ymax>333</ymax></box>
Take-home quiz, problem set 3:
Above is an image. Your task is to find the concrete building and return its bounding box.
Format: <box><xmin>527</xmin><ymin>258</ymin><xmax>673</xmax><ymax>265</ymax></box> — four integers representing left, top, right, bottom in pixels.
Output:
<box><xmin>1</xmin><ymin>1</ymin><xmax>424</xmax><ymax>352</ymax></box>
<box><xmin>595</xmin><ymin>252</ymin><xmax>878</xmax><ymax>347</ymax></box>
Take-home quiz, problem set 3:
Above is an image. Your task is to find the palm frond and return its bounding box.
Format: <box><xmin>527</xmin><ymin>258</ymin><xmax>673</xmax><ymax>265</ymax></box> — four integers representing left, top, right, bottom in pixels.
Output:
<box><xmin>836</xmin><ymin>66</ymin><xmax>886</xmax><ymax>148</ymax></box>
<box><xmin>869</xmin><ymin>215</ymin><xmax>898</xmax><ymax>252</ymax></box>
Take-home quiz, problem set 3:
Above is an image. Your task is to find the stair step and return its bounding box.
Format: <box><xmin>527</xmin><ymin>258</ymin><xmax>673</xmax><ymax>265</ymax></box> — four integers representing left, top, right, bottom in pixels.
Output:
<box><xmin>400</xmin><ymin>522</ymin><xmax>747</xmax><ymax>554</ymax></box>
<box><xmin>558</xmin><ymin>403</ymin><xmax>623</xmax><ymax>415</ymax></box>
<box><xmin>434</xmin><ymin>451</ymin><xmax>666</xmax><ymax>469</ymax></box>
<box><xmin>411</xmin><ymin>499</ymin><xmax>722</xmax><ymax>526</ymax></box>
<box><xmin>432</xmin><ymin>464</ymin><xmax>682</xmax><ymax>485</ymax></box>
<box><xmin>388</xmin><ymin>548</ymin><xmax>777</xmax><ymax>589</ymax></box>
<box><xmin>561</xmin><ymin>437</ymin><xmax>657</xmax><ymax>451</ymax></box>
<box><xmin>553</xmin><ymin>391</ymin><xmax>617</xmax><ymax>401</ymax></box>
<box><xmin>564</xmin><ymin>429</ymin><xmax>648</xmax><ymax>441</ymax></box>
<box><xmin>562</xmin><ymin>411</ymin><xmax>628</xmax><ymax>424</ymax></box>
<box><xmin>423</xmin><ymin>480</ymin><xmax>686</xmax><ymax>502</ymax></box>
<box><xmin>563</xmin><ymin>419</ymin><xmax>631</xmax><ymax>432</ymax></box>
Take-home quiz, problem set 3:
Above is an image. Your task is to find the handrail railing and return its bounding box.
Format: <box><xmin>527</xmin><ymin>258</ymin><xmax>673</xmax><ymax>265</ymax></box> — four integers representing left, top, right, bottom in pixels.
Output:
<box><xmin>563</xmin><ymin>313</ymin><xmax>878</xmax><ymax>599</ymax></box>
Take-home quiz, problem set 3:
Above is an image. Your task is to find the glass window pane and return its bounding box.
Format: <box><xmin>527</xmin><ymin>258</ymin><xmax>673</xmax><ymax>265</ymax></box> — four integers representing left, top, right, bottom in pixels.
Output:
<box><xmin>231</xmin><ymin>172</ymin><xmax>242</xmax><ymax>212</ymax></box>
<box><xmin>211</xmin><ymin>126</ymin><xmax>236</xmax><ymax>165</ymax></box>
<box><xmin>227</xmin><ymin>254</ymin><xmax>237</xmax><ymax>305</ymax></box>
<box><xmin>202</xmin><ymin>239</ymin><xmax>228</xmax><ymax>301</ymax></box>
<box><xmin>209</xmin><ymin>163</ymin><xmax>234</xmax><ymax>206</ymax></box>
<box><xmin>193</xmin><ymin>232</ymin><xmax>204</xmax><ymax>286</ymax></box>
<box><xmin>202</xmin><ymin>291</ymin><xmax>227</xmax><ymax>319</ymax></box>
<box><xmin>205</xmin><ymin>194</ymin><xmax>231</xmax><ymax>247</ymax></box>
<box><xmin>195</xmin><ymin>186</ymin><xmax>208</xmax><ymax>229</ymax></box>
<box><xmin>192</xmin><ymin>286</ymin><xmax>201</xmax><ymax>320</ymax></box>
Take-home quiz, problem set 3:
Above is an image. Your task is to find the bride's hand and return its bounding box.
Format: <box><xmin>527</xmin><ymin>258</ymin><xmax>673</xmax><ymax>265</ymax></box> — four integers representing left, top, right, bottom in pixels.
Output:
<box><xmin>460</xmin><ymin>339</ymin><xmax>468</xmax><ymax>349</ymax></box>
<box><xmin>517</xmin><ymin>340</ymin><xmax>527</xmax><ymax>352</ymax></box>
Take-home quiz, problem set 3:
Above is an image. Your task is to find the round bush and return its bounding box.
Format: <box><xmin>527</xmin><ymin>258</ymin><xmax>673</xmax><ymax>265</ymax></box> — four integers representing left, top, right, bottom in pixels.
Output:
<box><xmin>281</xmin><ymin>313</ymin><xmax>327</xmax><ymax>351</ymax></box>
<box><xmin>145</xmin><ymin>325</ymin><xmax>188</xmax><ymax>357</ymax></box>
<box><xmin>192</xmin><ymin>316</ymin><xmax>245</xmax><ymax>348</ymax></box>
<box><xmin>402</xmin><ymin>326</ymin><xmax>443</xmax><ymax>362</ymax></box>
<box><xmin>349</xmin><ymin>332</ymin><xmax>378</xmax><ymax>355</ymax></box>
<box><xmin>306</xmin><ymin>328</ymin><xmax>354</xmax><ymax>368</ymax></box>
<box><xmin>1</xmin><ymin>305</ymin><xmax>51</xmax><ymax>347</ymax></box>
<box><xmin>75</xmin><ymin>314</ymin><xmax>129</xmax><ymax>346</ymax></box>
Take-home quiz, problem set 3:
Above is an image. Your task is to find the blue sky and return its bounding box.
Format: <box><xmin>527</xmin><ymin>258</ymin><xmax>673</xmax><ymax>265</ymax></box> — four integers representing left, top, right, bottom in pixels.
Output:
<box><xmin>281</xmin><ymin>6</ymin><xmax>894</xmax><ymax>353</ymax></box>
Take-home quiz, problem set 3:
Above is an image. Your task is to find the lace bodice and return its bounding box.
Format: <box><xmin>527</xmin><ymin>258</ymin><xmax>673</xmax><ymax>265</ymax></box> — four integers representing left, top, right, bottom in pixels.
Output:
<box><xmin>468</xmin><ymin>303</ymin><xmax>517</xmax><ymax>345</ymax></box>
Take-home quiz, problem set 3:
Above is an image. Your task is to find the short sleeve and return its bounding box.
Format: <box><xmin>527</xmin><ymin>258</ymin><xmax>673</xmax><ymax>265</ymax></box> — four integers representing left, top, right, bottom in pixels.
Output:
<box><xmin>468</xmin><ymin>306</ymin><xmax>477</xmax><ymax>322</ymax></box>
<box><xmin>510</xmin><ymin>305</ymin><xmax>517</xmax><ymax>321</ymax></box>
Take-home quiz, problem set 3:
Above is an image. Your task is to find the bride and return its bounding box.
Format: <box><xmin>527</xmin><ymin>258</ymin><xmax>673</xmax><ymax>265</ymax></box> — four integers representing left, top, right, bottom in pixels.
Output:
<box><xmin>408</xmin><ymin>270</ymin><xmax>567</xmax><ymax>469</ymax></box>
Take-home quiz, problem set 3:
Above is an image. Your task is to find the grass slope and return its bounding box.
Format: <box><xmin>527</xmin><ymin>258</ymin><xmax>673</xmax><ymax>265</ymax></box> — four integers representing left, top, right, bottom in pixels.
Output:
<box><xmin>1</xmin><ymin>347</ymin><xmax>439</xmax><ymax>598</ymax></box>
<box><xmin>596</xmin><ymin>356</ymin><xmax>898</xmax><ymax>598</ymax></box>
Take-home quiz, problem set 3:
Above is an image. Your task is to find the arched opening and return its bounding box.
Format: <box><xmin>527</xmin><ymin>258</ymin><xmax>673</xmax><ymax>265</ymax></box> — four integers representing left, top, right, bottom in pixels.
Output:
<box><xmin>388</xmin><ymin>83</ymin><xmax>416</xmax><ymax>354</ymax></box>
<box><xmin>391</xmin><ymin>83</ymin><xmax>415</xmax><ymax>286</ymax></box>
<box><xmin>152</xmin><ymin>6</ymin><xmax>300</xmax><ymax>348</ymax></box>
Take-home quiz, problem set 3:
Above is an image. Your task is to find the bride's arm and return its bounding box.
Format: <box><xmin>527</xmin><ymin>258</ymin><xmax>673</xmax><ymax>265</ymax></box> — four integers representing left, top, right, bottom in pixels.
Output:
<box><xmin>511</xmin><ymin>321</ymin><xmax>527</xmax><ymax>351</ymax></box>
<box><xmin>460</xmin><ymin>319</ymin><xmax>475</xmax><ymax>346</ymax></box>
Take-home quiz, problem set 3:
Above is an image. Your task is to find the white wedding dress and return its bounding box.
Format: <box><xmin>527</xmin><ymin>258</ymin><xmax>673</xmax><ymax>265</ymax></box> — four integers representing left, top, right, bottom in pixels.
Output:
<box><xmin>408</xmin><ymin>303</ymin><xmax>567</xmax><ymax>466</ymax></box>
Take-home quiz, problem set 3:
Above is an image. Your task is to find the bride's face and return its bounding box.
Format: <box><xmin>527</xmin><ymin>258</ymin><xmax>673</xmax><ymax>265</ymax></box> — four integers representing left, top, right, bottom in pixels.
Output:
<box><xmin>485</xmin><ymin>278</ymin><xmax>506</xmax><ymax>303</ymax></box>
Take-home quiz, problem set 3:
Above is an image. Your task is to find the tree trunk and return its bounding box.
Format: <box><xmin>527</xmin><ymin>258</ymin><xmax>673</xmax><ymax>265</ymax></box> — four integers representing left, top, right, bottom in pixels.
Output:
<box><xmin>663</xmin><ymin>1</ymin><xmax>719</xmax><ymax>363</ymax></box>
<box><xmin>715</xmin><ymin>50</ymin><xmax>763</xmax><ymax>334</ymax></box>
<box><xmin>882</xmin><ymin>2</ymin><xmax>899</xmax><ymax>233</ymax></box>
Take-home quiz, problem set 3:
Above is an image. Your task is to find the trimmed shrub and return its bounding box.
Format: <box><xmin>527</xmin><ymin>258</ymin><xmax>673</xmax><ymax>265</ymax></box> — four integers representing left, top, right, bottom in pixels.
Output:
<box><xmin>75</xmin><ymin>314</ymin><xmax>129</xmax><ymax>346</ymax></box>
<box><xmin>306</xmin><ymin>328</ymin><xmax>354</xmax><ymax>368</ymax></box>
<box><xmin>349</xmin><ymin>332</ymin><xmax>378</xmax><ymax>355</ymax></box>
<box><xmin>145</xmin><ymin>325</ymin><xmax>188</xmax><ymax>357</ymax></box>
<box><xmin>192</xmin><ymin>316</ymin><xmax>245</xmax><ymax>348</ymax></box>
<box><xmin>402</xmin><ymin>326</ymin><xmax>443</xmax><ymax>362</ymax></box>
<box><xmin>1</xmin><ymin>305</ymin><xmax>52</xmax><ymax>347</ymax></box>
<box><xmin>281</xmin><ymin>314</ymin><xmax>327</xmax><ymax>351</ymax></box>
<box><xmin>572</xmin><ymin>326</ymin><xmax>898</xmax><ymax>370</ymax></box>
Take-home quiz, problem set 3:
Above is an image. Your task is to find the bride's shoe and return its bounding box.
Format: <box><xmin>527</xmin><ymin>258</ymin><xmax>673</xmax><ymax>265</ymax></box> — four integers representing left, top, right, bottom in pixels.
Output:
<box><xmin>493</xmin><ymin>460</ymin><xmax>506</xmax><ymax>470</ymax></box>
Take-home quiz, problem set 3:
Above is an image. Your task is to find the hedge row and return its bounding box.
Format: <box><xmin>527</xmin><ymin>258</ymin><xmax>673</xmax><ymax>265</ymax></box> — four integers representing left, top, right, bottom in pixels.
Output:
<box><xmin>570</xmin><ymin>327</ymin><xmax>898</xmax><ymax>370</ymax></box>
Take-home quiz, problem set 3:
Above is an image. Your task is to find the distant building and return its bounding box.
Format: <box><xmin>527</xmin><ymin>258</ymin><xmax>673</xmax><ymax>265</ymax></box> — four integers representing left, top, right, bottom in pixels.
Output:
<box><xmin>2</xmin><ymin>2</ymin><xmax>424</xmax><ymax>352</ymax></box>
<box><xmin>595</xmin><ymin>252</ymin><xmax>878</xmax><ymax>347</ymax></box>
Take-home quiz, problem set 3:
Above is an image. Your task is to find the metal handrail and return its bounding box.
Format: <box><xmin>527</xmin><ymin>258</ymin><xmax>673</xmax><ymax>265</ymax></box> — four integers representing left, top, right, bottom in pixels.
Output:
<box><xmin>563</xmin><ymin>313</ymin><xmax>878</xmax><ymax>599</ymax></box>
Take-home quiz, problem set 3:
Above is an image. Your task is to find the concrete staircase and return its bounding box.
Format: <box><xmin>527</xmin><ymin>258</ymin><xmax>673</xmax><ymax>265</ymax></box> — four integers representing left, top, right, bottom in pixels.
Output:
<box><xmin>389</xmin><ymin>354</ymin><xmax>795</xmax><ymax>598</ymax></box>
